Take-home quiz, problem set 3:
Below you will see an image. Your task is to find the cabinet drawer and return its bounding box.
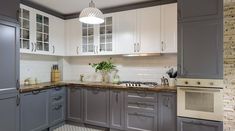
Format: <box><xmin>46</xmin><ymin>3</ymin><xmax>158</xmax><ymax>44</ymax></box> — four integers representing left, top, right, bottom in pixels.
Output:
<box><xmin>50</xmin><ymin>93</ymin><xmax>65</xmax><ymax>103</ymax></box>
<box><xmin>50</xmin><ymin>87</ymin><xmax>65</xmax><ymax>95</ymax></box>
<box><xmin>126</xmin><ymin>109</ymin><xmax>156</xmax><ymax>131</ymax></box>
<box><xmin>49</xmin><ymin>102</ymin><xmax>65</xmax><ymax>126</ymax></box>
<box><xmin>126</xmin><ymin>91</ymin><xmax>157</xmax><ymax>102</ymax></box>
<box><xmin>127</xmin><ymin>101</ymin><xmax>155</xmax><ymax>112</ymax></box>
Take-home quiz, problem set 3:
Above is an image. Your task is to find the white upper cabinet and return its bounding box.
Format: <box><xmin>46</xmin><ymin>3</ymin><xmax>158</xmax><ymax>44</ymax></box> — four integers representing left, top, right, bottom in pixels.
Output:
<box><xmin>160</xmin><ymin>3</ymin><xmax>177</xmax><ymax>53</ymax></box>
<box><xmin>137</xmin><ymin>6</ymin><xmax>161</xmax><ymax>54</ymax></box>
<box><xmin>49</xmin><ymin>16</ymin><xmax>65</xmax><ymax>56</ymax></box>
<box><xmin>65</xmin><ymin>18</ymin><xmax>81</xmax><ymax>56</ymax></box>
<box><xmin>114</xmin><ymin>10</ymin><xmax>137</xmax><ymax>54</ymax></box>
<box><xmin>20</xmin><ymin>4</ymin><xmax>65</xmax><ymax>56</ymax></box>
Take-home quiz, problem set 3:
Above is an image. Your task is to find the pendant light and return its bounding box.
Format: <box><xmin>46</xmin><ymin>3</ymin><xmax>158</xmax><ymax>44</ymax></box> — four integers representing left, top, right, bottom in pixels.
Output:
<box><xmin>79</xmin><ymin>0</ymin><xmax>104</xmax><ymax>24</ymax></box>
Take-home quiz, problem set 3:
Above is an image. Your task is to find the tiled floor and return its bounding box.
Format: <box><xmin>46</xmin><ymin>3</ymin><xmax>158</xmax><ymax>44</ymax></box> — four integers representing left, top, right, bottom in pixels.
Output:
<box><xmin>53</xmin><ymin>124</ymin><xmax>102</xmax><ymax>131</ymax></box>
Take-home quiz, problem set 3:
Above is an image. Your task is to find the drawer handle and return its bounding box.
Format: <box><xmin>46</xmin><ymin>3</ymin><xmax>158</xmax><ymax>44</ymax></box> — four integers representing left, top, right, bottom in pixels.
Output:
<box><xmin>32</xmin><ymin>90</ymin><xmax>41</xmax><ymax>95</ymax></box>
<box><xmin>55</xmin><ymin>87</ymin><xmax>62</xmax><ymax>91</ymax></box>
<box><xmin>54</xmin><ymin>96</ymin><xmax>62</xmax><ymax>101</ymax></box>
<box><xmin>54</xmin><ymin>105</ymin><xmax>62</xmax><ymax>110</ymax></box>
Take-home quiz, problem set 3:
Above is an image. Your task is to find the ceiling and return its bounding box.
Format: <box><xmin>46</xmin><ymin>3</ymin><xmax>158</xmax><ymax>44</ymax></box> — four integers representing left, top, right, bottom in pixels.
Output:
<box><xmin>29</xmin><ymin>0</ymin><xmax>153</xmax><ymax>14</ymax></box>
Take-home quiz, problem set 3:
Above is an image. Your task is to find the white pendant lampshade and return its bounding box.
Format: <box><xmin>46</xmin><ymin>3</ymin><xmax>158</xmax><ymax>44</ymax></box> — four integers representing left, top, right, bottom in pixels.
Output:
<box><xmin>79</xmin><ymin>0</ymin><xmax>104</xmax><ymax>24</ymax></box>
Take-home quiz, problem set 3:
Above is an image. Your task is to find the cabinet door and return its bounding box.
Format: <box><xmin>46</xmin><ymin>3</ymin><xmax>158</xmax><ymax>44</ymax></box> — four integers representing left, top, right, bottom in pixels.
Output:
<box><xmin>158</xmin><ymin>93</ymin><xmax>176</xmax><ymax>131</ymax></box>
<box><xmin>126</xmin><ymin>109</ymin><xmax>156</xmax><ymax>131</ymax></box>
<box><xmin>67</xmin><ymin>87</ymin><xmax>83</xmax><ymax>122</ymax></box>
<box><xmin>0</xmin><ymin>93</ymin><xmax>19</xmax><ymax>131</ymax></box>
<box><xmin>161</xmin><ymin>3</ymin><xmax>177</xmax><ymax>53</ymax></box>
<box><xmin>20</xmin><ymin>90</ymin><xmax>49</xmax><ymax>131</ymax></box>
<box><xmin>178</xmin><ymin>0</ymin><xmax>223</xmax><ymax>21</ymax></box>
<box><xmin>65</xmin><ymin>19</ymin><xmax>81</xmax><ymax>56</ymax></box>
<box><xmin>178</xmin><ymin>19</ymin><xmax>223</xmax><ymax>79</ymax></box>
<box><xmin>0</xmin><ymin>20</ymin><xmax>19</xmax><ymax>91</ymax></box>
<box><xmin>98</xmin><ymin>14</ymin><xmax>115</xmax><ymax>55</ymax></box>
<box><xmin>50</xmin><ymin>101</ymin><xmax>65</xmax><ymax>126</ymax></box>
<box><xmin>115</xmin><ymin>10</ymin><xmax>136</xmax><ymax>54</ymax></box>
<box><xmin>84</xmin><ymin>88</ymin><xmax>109</xmax><ymax>127</ymax></box>
<box><xmin>137</xmin><ymin>6</ymin><xmax>161</xmax><ymax>53</ymax></box>
<box><xmin>0</xmin><ymin>0</ymin><xmax>19</xmax><ymax>22</ymax></box>
<box><xmin>177</xmin><ymin>117</ymin><xmax>223</xmax><ymax>131</ymax></box>
<box><xmin>50</xmin><ymin>16</ymin><xmax>65</xmax><ymax>56</ymax></box>
<box><xmin>110</xmin><ymin>90</ymin><xmax>124</xmax><ymax>130</ymax></box>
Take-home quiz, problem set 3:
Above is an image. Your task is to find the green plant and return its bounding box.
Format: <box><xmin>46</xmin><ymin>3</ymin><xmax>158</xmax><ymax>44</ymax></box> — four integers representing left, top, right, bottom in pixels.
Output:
<box><xmin>89</xmin><ymin>58</ymin><xmax>116</xmax><ymax>73</ymax></box>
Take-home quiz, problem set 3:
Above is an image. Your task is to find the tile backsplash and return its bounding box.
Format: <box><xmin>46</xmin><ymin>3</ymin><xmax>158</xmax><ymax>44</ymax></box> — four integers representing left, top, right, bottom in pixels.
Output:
<box><xmin>66</xmin><ymin>54</ymin><xmax>177</xmax><ymax>83</ymax></box>
<box><xmin>20</xmin><ymin>54</ymin><xmax>59</xmax><ymax>83</ymax></box>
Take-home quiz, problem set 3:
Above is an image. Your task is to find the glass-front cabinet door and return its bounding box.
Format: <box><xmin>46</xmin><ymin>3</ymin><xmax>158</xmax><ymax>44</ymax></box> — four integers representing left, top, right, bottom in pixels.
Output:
<box><xmin>99</xmin><ymin>16</ymin><xmax>113</xmax><ymax>54</ymax></box>
<box><xmin>36</xmin><ymin>14</ymin><xmax>50</xmax><ymax>53</ymax></box>
<box><xmin>19</xmin><ymin>8</ymin><xmax>31</xmax><ymax>53</ymax></box>
<box><xmin>81</xmin><ymin>23</ymin><xmax>95</xmax><ymax>55</ymax></box>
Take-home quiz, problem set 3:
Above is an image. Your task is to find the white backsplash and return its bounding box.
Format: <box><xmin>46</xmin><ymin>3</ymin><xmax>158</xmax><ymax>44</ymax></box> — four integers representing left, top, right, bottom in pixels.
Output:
<box><xmin>20</xmin><ymin>54</ymin><xmax>177</xmax><ymax>84</ymax></box>
<box><xmin>66</xmin><ymin>54</ymin><xmax>177</xmax><ymax>83</ymax></box>
<box><xmin>20</xmin><ymin>54</ymin><xmax>59</xmax><ymax>83</ymax></box>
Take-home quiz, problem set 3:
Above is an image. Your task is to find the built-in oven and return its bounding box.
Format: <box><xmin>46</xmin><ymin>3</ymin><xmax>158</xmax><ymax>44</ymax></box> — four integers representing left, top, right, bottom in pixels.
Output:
<box><xmin>177</xmin><ymin>78</ymin><xmax>224</xmax><ymax>121</ymax></box>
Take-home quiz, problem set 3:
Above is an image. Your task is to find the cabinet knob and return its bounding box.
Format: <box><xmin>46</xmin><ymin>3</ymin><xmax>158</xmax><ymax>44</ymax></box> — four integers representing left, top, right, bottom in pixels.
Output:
<box><xmin>197</xmin><ymin>81</ymin><xmax>201</xmax><ymax>85</ymax></box>
<box><xmin>185</xmin><ymin>81</ymin><xmax>188</xmax><ymax>85</ymax></box>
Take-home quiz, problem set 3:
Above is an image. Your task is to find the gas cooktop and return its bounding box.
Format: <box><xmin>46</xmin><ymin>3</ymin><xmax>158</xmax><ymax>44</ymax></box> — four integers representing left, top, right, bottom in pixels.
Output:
<box><xmin>118</xmin><ymin>81</ymin><xmax>158</xmax><ymax>88</ymax></box>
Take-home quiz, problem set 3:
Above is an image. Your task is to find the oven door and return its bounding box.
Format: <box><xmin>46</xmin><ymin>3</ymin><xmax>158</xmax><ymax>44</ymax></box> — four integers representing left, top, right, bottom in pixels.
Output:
<box><xmin>177</xmin><ymin>87</ymin><xmax>223</xmax><ymax>121</ymax></box>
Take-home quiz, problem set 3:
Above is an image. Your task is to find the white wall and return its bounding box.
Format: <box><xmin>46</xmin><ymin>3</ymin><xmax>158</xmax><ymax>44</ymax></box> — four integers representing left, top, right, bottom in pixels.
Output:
<box><xmin>65</xmin><ymin>54</ymin><xmax>177</xmax><ymax>83</ymax></box>
<box><xmin>20</xmin><ymin>54</ymin><xmax>59</xmax><ymax>83</ymax></box>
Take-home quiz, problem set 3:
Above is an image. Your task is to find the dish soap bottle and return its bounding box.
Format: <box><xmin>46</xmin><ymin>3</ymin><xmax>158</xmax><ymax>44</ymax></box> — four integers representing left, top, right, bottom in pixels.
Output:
<box><xmin>112</xmin><ymin>69</ymin><xmax>120</xmax><ymax>84</ymax></box>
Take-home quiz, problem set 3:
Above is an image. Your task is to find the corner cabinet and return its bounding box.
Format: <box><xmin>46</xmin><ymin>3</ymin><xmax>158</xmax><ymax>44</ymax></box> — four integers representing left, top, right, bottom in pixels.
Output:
<box><xmin>177</xmin><ymin>117</ymin><xmax>223</xmax><ymax>131</ymax></box>
<box><xmin>20</xmin><ymin>90</ymin><xmax>49</xmax><ymax>131</ymax></box>
<box><xmin>19</xmin><ymin>4</ymin><xmax>65</xmax><ymax>56</ymax></box>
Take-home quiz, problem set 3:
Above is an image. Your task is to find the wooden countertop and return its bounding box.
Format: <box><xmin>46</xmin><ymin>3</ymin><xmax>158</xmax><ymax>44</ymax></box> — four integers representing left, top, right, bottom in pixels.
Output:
<box><xmin>20</xmin><ymin>81</ymin><xmax>177</xmax><ymax>93</ymax></box>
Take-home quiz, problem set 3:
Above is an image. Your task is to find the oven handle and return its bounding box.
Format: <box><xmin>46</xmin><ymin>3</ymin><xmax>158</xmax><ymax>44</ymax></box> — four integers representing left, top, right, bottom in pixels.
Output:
<box><xmin>178</xmin><ymin>87</ymin><xmax>222</xmax><ymax>92</ymax></box>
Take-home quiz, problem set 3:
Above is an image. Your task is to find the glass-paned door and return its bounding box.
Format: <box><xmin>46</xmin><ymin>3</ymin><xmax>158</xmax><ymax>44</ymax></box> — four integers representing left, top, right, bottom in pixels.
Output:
<box><xmin>82</xmin><ymin>23</ymin><xmax>94</xmax><ymax>53</ymax></box>
<box><xmin>19</xmin><ymin>8</ymin><xmax>30</xmax><ymax>50</ymax></box>
<box><xmin>99</xmin><ymin>17</ymin><xmax>113</xmax><ymax>52</ymax></box>
<box><xmin>36</xmin><ymin>14</ymin><xmax>49</xmax><ymax>52</ymax></box>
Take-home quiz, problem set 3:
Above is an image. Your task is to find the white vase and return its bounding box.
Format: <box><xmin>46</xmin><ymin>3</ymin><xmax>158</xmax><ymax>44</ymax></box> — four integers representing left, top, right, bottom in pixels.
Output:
<box><xmin>168</xmin><ymin>78</ymin><xmax>176</xmax><ymax>87</ymax></box>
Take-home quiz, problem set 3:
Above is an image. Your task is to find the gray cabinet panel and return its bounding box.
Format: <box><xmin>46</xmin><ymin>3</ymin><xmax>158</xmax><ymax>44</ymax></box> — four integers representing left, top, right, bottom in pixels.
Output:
<box><xmin>177</xmin><ymin>117</ymin><xmax>223</xmax><ymax>131</ymax></box>
<box><xmin>49</xmin><ymin>87</ymin><xmax>66</xmax><ymax>126</ymax></box>
<box><xmin>126</xmin><ymin>109</ymin><xmax>156</xmax><ymax>131</ymax></box>
<box><xmin>178</xmin><ymin>19</ymin><xmax>223</xmax><ymax>79</ymax></box>
<box><xmin>158</xmin><ymin>93</ymin><xmax>176</xmax><ymax>131</ymax></box>
<box><xmin>178</xmin><ymin>0</ymin><xmax>223</xmax><ymax>21</ymax></box>
<box><xmin>84</xmin><ymin>88</ymin><xmax>110</xmax><ymax>127</ymax></box>
<box><xmin>0</xmin><ymin>0</ymin><xmax>19</xmax><ymax>21</ymax></box>
<box><xmin>0</xmin><ymin>93</ymin><xmax>19</xmax><ymax>131</ymax></box>
<box><xmin>0</xmin><ymin>20</ymin><xmax>19</xmax><ymax>90</ymax></box>
<box><xmin>67</xmin><ymin>87</ymin><xmax>83</xmax><ymax>122</ymax></box>
<box><xmin>110</xmin><ymin>90</ymin><xmax>125</xmax><ymax>130</ymax></box>
<box><xmin>20</xmin><ymin>90</ymin><xmax>49</xmax><ymax>131</ymax></box>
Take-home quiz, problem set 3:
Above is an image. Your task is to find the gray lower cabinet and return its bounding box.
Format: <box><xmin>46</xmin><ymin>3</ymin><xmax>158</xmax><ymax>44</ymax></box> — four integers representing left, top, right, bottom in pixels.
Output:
<box><xmin>67</xmin><ymin>87</ymin><xmax>83</xmax><ymax>122</ymax></box>
<box><xmin>125</xmin><ymin>91</ymin><xmax>157</xmax><ymax>131</ymax></box>
<box><xmin>49</xmin><ymin>87</ymin><xmax>66</xmax><ymax>126</ymax></box>
<box><xmin>20</xmin><ymin>90</ymin><xmax>49</xmax><ymax>131</ymax></box>
<box><xmin>178</xmin><ymin>19</ymin><xmax>223</xmax><ymax>79</ymax></box>
<box><xmin>158</xmin><ymin>93</ymin><xmax>176</xmax><ymax>131</ymax></box>
<box><xmin>177</xmin><ymin>117</ymin><xmax>223</xmax><ymax>131</ymax></box>
<box><xmin>84</xmin><ymin>88</ymin><xmax>110</xmax><ymax>127</ymax></box>
<box><xmin>0</xmin><ymin>92</ymin><xmax>19</xmax><ymax>131</ymax></box>
<box><xmin>110</xmin><ymin>90</ymin><xmax>125</xmax><ymax>130</ymax></box>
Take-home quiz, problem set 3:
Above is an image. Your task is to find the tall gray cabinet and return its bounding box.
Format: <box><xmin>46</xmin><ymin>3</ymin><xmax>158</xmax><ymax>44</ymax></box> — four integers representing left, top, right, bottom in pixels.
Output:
<box><xmin>0</xmin><ymin>0</ymin><xmax>20</xmax><ymax>128</ymax></box>
<box><xmin>177</xmin><ymin>0</ymin><xmax>223</xmax><ymax>79</ymax></box>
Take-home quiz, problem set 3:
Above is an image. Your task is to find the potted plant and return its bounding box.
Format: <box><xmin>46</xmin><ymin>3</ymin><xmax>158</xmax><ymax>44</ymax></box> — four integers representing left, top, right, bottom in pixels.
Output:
<box><xmin>89</xmin><ymin>58</ymin><xmax>116</xmax><ymax>83</ymax></box>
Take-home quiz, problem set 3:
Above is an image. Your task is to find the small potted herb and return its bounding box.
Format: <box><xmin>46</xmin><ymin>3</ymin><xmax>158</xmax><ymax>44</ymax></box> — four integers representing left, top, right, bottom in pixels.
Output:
<box><xmin>89</xmin><ymin>58</ymin><xmax>116</xmax><ymax>83</ymax></box>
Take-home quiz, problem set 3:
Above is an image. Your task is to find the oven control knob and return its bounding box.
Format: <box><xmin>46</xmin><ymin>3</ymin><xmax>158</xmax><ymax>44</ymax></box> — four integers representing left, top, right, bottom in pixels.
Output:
<box><xmin>185</xmin><ymin>81</ymin><xmax>188</xmax><ymax>85</ymax></box>
<box><xmin>197</xmin><ymin>81</ymin><xmax>201</xmax><ymax>85</ymax></box>
<box><xmin>210</xmin><ymin>82</ymin><xmax>214</xmax><ymax>86</ymax></box>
